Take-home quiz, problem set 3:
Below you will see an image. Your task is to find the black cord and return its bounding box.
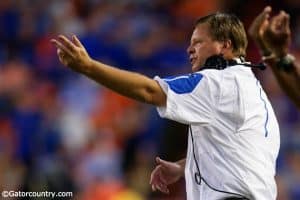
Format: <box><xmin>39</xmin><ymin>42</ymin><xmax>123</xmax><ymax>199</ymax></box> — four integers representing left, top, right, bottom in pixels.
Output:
<box><xmin>189</xmin><ymin>126</ymin><xmax>250</xmax><ymax>200</ymax></box>
<box><xmin>190</xmin><ymin>125</ymin><xmax>202</xmax><ymax>185</ymax></box>
<box><xmin>240</xmin><ymin>63</ymin><xmax>266</xmax><ymax>70</ymax></box>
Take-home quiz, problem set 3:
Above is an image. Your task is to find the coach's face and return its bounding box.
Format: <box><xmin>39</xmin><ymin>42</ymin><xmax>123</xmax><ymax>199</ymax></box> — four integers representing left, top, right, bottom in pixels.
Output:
<box><xmin>187</xmin><ymin>23</ymin><xmax>224</xmax><ymax>72</ymax></box>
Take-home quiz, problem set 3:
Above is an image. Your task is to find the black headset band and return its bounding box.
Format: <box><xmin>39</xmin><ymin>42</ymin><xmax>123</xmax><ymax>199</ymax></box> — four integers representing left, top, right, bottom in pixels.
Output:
<box><xmin>201</xmin><ymin>55</ymin><xmax>266</xmax><ymax>71</ymax></box>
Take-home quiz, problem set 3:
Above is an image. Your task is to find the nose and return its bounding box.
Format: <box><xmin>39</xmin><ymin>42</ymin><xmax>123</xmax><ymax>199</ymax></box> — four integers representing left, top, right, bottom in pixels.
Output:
<box><xmin>187</xmin><ymin>45</ymin><xmax>194</xmax><ymax>55</ymax></box>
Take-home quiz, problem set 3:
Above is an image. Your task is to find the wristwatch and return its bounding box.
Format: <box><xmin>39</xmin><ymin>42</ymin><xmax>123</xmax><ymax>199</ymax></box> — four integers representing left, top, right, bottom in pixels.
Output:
<box><xmin>276</xmin><ymin>54</ymin><xmax>295</xmax><ymax>72</ymax></box>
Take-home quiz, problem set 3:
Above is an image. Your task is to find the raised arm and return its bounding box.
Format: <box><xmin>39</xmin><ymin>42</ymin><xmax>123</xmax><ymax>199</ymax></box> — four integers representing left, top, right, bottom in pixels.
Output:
<box><xmin>51</xmin><ymin>35</ymin><xmax>166</xmax><ymax>106</ymax></box>
<box><xmin>249</xmin><ymin>6</ymin><xmax>300</xmax><ymax>108</ymax></box>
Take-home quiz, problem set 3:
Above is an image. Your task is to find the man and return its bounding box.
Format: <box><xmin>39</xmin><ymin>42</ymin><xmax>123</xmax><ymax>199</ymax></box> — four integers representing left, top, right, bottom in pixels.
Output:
<box><xmin>249</xmin><ymin>6</ymin><xmax>300</xmax><ymax>108</ymax></box>
<box><xmin>51</xmin><ymin>13</ymin><xmax>280</xmax><ymax>200</ymax></box>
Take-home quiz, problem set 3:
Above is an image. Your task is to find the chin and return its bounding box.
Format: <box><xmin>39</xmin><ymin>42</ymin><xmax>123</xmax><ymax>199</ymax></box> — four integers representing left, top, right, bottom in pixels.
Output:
<box><xmin>192</xmin><ymin>65</ymin><xmax>201</xmax><ymax>72</ymax></box>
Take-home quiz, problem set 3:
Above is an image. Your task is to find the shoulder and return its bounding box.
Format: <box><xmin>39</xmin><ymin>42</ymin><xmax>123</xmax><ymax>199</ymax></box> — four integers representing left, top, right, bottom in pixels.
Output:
<box><xmin>161</xmin><ymin>73</ymin><xmax>205</xmax><ymax>94</ymax></box>
<box><xmin>155</xmin><ymin>70</ymin><xmax>225</xmax><ymax>95</ymax></box>
<box><xmin>197</xmin><ymin>69</ymin><xmax>224</xmax><ymax>86</ymax></box>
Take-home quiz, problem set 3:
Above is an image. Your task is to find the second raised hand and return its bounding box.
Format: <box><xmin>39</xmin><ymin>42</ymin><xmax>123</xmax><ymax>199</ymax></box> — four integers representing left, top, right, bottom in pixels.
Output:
<box><xmin>248</xmin><ymin>6</ymin><xmax>272</xmax><ymax>56</ymax></box>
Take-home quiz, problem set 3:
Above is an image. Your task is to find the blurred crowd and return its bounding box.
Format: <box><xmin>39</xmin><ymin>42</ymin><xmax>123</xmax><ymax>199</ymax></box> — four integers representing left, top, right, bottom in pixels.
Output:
<box><xmin>0</xmin><ymin>0</ymin><xmax>299</xmax><ymax>199</ymax></box>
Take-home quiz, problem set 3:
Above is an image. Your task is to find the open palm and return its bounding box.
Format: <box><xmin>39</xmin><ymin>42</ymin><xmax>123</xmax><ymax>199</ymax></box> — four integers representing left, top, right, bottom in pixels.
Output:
<box><xmin>149</xmin><ymin>157</ymin><xmax>184</xmax><ymax>194</ymax></box>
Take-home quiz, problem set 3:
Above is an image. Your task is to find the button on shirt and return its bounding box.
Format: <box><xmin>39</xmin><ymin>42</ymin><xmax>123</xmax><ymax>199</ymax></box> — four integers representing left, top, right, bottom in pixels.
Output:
<box><xmin>154</xmin><ymin>65</ymin><xmax>280</xmax><ymax>200</ymax></box>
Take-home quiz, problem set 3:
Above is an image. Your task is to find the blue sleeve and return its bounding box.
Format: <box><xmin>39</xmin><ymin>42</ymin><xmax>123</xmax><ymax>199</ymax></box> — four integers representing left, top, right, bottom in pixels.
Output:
<box><xmin>154</xmin><ymin>72</ymin><xmax>212</xmax><ymax>125</ymax></box>
<box><xmin>163</xmin><ymin>73</ymin><xmax>203</xmax><ymax>94</ymax></box>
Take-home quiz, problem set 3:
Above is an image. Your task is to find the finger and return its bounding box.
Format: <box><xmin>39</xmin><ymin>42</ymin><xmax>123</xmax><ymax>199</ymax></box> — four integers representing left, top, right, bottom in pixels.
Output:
<box><xmin>150</xmin><ymin>166</ymin><xmax>160</xmax><ymax>184</ymax></box>
<box><xmin>165</xmin><ymin>186</ymin><xmax>170</xmax><ymax>194</ymax></box>
<box><xmin>57</xmin><ymin>48</ymin><xmax>66</xmax><ymax>60</ymax></box>
<box><xmin>264</xmin><ymin>6</ymin><xmax>272</xmax><ymax>13</ymax></box>
<box><xmin>72</xmin><ymin>35</ymin><xmax>84</xmax><ymax>48</ymax></box>
<box><xmin>157</xmin><ymin>183</ymin><xmax>169</xmax><ymax>194</ymax></box>
<box><xmin>275</xmin><ymin>12</ymin><xmax>288</xmax><ymax>33</ymax></box>
<box><xmin>255</xmin><ymin>6</ymin><xmax>272</xmax><ymax>23</ymax></box>
<box><xmin>153</xmin><ymin>184</ymin><xmax>165</xmax><ymax>193</ymax></box>
<box><xmin>155</xmin><ymin>183</ymin><xmax>164</xmax><ymax>193</ymax></box>
<box><xmin>248</xmin><ymin>7</ymin><xmax>271</xmax><ymax>38</ymax></box>
<box><xmin>151</xmin><ymin>173</ymin><xmax>165</xmax><ymax>190</ymax></box>
<box><xmin>270</xmin><ymin>10</ymin><xmax>284</xmax><ymax>28</ymax></box>
<box><xmin>151</xmin><ymin>184</ymin><xmax>156</xmax><ymax>192</ymax></box>
<box><xmin>254</xmin><ymin>6</ymin><xmax>272</xmax><ymax>26</ymax></box>
<box><xmin>150</xmin><ymin>172</ymin><xmax>154</xmax><ymax>184</ymax></box>
<box><xmin>57</xmin><ymin>48</ymin><xmax>63</xmax><ymax>56</ymax></box>
<box><xmin>51</xmin><ymin>39</ymin><xmax>74</xmax><ymax>57</ymax></box>
<box><xmin>150</xmin><ymin>172</ymin><xmax>155</xmax><ymax>185</ymax></box>
<box><xmin>161</xmin><ymin>184</ymin><xmax>170</xmax><ymax>194</ymax></box>
<box><xmin>156</xmin><ymin>157</ymin><xmax>171</xmax><ymax>169</ymax></box>
<box><xmin>155</xmin><ymin>167</ymin><xmax>168</xmax><ymax>185</ymax></box>
<box><xmin>58</xmin><ymin>35</ymin><xmax>77</xmax><ymax>53</ymax></box>
<box><xmin>281</xmin><ymin>12</ymin><xmax>290</xmax><ymax>33</ymax></box>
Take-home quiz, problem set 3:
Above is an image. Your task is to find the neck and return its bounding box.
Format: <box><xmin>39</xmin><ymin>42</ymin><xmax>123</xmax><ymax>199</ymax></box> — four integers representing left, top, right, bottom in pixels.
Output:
<box><xmin>222</xmin><ymin>52</ymin><xmax>235</xmax><ymax>60</ymax></box>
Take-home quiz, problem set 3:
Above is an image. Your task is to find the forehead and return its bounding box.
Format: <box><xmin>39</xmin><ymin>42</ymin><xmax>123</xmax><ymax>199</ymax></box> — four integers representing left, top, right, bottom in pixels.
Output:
<box><xmin>191</xmin><ymin>23</ymin><xmax>212</xmax><ymax>41</ymax></box>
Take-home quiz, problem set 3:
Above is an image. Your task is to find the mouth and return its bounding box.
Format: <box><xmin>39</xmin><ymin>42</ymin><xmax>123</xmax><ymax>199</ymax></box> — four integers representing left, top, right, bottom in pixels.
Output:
<box><xmin>190</xmin><ymin>57</ymin><xmax>196</xmax><ymax>65</ymax></box>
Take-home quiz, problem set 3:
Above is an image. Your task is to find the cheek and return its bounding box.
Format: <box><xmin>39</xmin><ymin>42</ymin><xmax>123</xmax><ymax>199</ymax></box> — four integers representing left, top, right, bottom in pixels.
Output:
<box><xmin>195</xmin><ymin>47</ymin><xmax>210</xmax><ymax>61</ymax></box>
<box><xmin>205</xmin><ymin>45</ymin><xmax>221</xmax><ymax>55</ymax></box>
<box><xmin>198</xmin><ymin>46</ymin><xmax>222</xmax><ymax>61</ymax></box>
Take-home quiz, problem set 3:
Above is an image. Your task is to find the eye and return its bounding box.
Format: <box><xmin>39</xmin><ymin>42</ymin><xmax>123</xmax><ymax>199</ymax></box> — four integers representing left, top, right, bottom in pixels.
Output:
<box><xmin>194</xmin><ymin>40</ymin><xmax>202</xmax><ymax>45</ymax></box>
<box><xmin>190</xmin><ymin>40</ymin><xmax>201</xmax><ymax>47</ymax></box>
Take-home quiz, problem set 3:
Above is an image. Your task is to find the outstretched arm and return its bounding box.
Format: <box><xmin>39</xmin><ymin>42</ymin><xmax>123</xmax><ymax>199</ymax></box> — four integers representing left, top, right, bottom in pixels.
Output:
<box><xmin>51</xmin><ymin>35</ymin><xmax>166</xmax><ymax>106</ymax></box>
<box><xmin>249</xmin><ymin>6</ymin><xmax>300</xmax><ymax>108</ymax></box>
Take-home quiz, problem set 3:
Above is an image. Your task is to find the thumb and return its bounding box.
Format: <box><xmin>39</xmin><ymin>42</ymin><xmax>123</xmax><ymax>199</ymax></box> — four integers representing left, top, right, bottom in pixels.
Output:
<box><xmin>156</xmin><ymin>157</ymin><xmax>172</xmax><ymax>168</ymax></box>
<box><xmin>156</xmin><ymin>156</ymin><xmax>163</xmax><ymax>164</ymax></box>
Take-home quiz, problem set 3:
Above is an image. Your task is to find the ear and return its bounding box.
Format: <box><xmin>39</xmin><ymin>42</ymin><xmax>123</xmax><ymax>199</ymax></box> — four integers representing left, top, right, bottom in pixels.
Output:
<box><xmin>220</xmin><ymin>40</ymin><xmax>233</xmax><ymax>55</ymax></box>
<box><xmin>223</xmin><ymin>40</ymin><xmax>232</xmax><ymax>49</ymax></box>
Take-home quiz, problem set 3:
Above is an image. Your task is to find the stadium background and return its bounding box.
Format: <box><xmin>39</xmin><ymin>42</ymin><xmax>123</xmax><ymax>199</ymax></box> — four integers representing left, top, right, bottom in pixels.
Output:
<box><xmin>0</xmin><ymin>0</ymin><xmax>299</xmax><ymax>199</ymax></box>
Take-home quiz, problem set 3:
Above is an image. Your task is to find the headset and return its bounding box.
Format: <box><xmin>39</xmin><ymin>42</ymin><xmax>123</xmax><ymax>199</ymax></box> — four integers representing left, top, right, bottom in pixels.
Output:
<box><xmin>200</xmin><ymin>54</ymin><xmax>266</xmax><ymax>71</ymax></box>
<box><xmin>190</xmin><ymin>54</ymin><xmax>255</xmax><ymax>200</ymax></box>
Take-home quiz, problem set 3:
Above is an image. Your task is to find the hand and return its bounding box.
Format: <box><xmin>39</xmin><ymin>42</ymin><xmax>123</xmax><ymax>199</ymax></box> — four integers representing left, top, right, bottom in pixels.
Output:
<box><xmin>51</xmin><ymin>35</ymin><xmax>92</xmax><ymax>73</ymax></box>
<box><xmin>264</xmin><ymin>11</ymin><xmax>291</xmax><ymax>57</ymax></box>
<box><xmin>248</xmin><ymin>6</ymin><xmax>272</xmax><ymax>56</ymax></box>
<box><xmin>149</xmin><ymin>157</ymin><xmax>184</xmax><ymax>194</ymax></box>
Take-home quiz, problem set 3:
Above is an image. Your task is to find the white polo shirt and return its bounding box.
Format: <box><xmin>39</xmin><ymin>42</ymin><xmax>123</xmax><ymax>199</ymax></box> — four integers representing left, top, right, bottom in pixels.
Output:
<box><xmin>155</xmin><ymin>64</ymin><xmax>280</xmax><ymax>200</ymax></box>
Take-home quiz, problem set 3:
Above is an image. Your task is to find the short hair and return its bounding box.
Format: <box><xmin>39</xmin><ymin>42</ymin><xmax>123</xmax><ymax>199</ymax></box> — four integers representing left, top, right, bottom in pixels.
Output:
<box><xmin>196</xmin><ymin>13</ymin><xmax>248</xmax><ymax>57</ymax></box>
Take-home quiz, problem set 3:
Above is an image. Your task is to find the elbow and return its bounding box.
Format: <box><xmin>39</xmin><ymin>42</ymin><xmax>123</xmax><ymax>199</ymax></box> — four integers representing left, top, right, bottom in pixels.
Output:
<box><xmin>133</xmin><ymin>79</ymin><xmax>166</xmax><ymax>106</ymax></box>
<box><xmin>137</xmin><ymin>90</ymin><xmax>156</xmax><ymax>105</ymax></box>
<box><xmin>142</xmin><ymin>87</ymin><xmax>166</xmax><ymax>107</ymax></box>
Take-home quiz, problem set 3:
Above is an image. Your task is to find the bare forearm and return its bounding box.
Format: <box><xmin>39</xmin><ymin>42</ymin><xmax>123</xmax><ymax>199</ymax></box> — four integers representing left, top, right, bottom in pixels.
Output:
<box><xmin>82</xmin><ymin>59</ymin><xmax>165</xmax><ymax>106</ymax></box>
<box><xmin>265</xmin><ymin>58</ymin><xmax>300</xmax><ymax>108</ymax></box>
